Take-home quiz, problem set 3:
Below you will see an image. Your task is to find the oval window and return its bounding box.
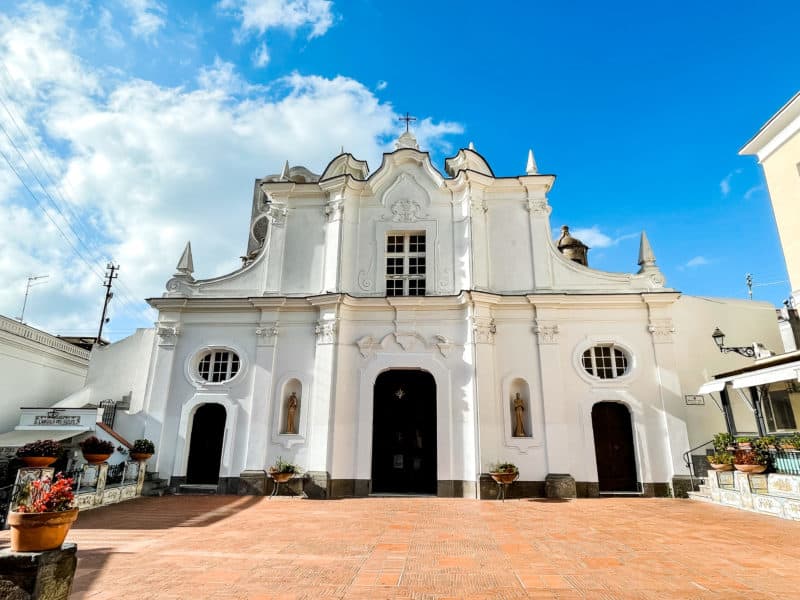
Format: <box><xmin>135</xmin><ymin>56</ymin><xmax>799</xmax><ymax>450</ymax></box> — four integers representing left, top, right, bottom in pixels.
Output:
<box><xmin>197</xmin><ymin>350</ymin><xmax>240</xmax><ymax>383</ymax></box>
<box><xmin>581</xmin><ymin>345</ymin><xmax>629</xmax><ymax>379</ymax></box>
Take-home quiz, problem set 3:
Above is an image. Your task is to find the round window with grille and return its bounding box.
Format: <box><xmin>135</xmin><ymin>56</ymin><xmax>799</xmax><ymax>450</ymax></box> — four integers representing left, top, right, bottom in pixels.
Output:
<box><xmin>196</xmin><ymin>349</ymin><xmax>240</xmax><ymax>383</ymax></box>
<box><xmin>581</xmin><ymin>345</ymin><xmax>629</xmax><ymax>379</ymax></box>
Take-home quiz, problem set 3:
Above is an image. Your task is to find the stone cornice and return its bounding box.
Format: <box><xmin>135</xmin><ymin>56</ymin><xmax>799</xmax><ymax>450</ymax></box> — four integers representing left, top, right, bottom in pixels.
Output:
<box><xmin>0</xmin><ymin>315</ymin><xmax>90</xmax><ymax>362</ymax></box>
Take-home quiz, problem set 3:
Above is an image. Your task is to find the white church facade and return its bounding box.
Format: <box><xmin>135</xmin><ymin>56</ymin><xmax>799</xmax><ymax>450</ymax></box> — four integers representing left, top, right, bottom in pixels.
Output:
<box><xmin>60</xmin><ymin>129</ymin><xmax>783</xmax><ymax>498</ymax></box>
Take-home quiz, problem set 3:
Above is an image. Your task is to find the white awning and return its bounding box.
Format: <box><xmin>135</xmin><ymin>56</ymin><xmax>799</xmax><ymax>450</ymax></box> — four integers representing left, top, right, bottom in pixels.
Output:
<box><xmin>731</xmin><ymin>364</ymin><xmax>800</xmax><ymax>389</ymax></box>
<box><xmin>0</xmin><ymin>429</ymin><xmax>82</xmax><ymax>448</ymax></box>
<box><xmin>697</xmin><ymin>380</ymin><xmax>726</xmax><ymax>394</ymax></box>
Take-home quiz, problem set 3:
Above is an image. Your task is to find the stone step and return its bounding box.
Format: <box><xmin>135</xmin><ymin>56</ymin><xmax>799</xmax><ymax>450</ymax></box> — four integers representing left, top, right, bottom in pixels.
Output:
<box><xmin>142</xmin><ymin>477</ymin><xmax>170</xmax><ymax>497</ymax></box>
<box><xmin>687</xmin><ymin>491</ymin><xmax>713</xmax><ymax>502</ymax></box>
<box><xmin>177</xmin><ymin>484</ymin><xmax>218</xmax><ymax>495</ymax></box>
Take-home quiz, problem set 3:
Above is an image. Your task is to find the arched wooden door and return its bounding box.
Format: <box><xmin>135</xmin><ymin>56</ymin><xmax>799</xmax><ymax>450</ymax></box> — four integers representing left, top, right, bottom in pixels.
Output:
<box><xmin>591</xmin><ymin>401</ymin><xmax>638</xmax><ymax>492</ymax></box>
<box><xmin>371</xmin><ymin>369</ymin><xmax>437</xmax><ymax>494</ymax></box>
<box><xmin>186</xmin><ymin>403</ymin><xmax>226</xmax><ymax>485</ymax></box>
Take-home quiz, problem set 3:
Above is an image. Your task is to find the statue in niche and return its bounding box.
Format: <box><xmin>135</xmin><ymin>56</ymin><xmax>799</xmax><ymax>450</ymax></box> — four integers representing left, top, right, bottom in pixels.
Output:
<box><xmin>285</xmin><ymin>392</ymin><xmax>298</xmax><ymax>434</ymax></box>
<box><xmin>513</xmin><ymin>393</ymin><xmax>527</xmax><ymax>437</ymax></box>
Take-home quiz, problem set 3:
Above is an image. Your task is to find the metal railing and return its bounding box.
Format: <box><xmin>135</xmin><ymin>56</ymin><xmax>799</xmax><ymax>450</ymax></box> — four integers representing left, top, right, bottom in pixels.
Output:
<box><xmin>769</xmin><ymin>449</ymin><xmax>800</xmax><ymax>476</ymax></box>
<box><xmin>683</xmin><ymin>439</ymin><xmax>713</xmax><ymax>490</ymax></box>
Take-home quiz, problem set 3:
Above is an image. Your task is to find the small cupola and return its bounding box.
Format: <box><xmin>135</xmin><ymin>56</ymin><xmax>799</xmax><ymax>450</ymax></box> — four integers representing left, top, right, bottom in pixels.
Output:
<box><xmin>556</xmin><ymin>225</ymin><xmax>589</xmax><ymax>266</ymax></box>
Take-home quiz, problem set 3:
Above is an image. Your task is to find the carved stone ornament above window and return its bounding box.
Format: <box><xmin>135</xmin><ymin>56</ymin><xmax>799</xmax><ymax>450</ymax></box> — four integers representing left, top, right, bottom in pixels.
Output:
<box><xmin>390</xmin><ymin>197</ymin><xmax>425</xmax><ymax>222</ymax></box>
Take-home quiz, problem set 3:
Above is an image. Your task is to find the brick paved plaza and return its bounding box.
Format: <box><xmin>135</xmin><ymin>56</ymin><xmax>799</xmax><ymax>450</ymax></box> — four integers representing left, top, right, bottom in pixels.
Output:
<box><xmin>2</xmin><ymin>496</ymin><xmax>800</xmax><ymax>599</ymax></box>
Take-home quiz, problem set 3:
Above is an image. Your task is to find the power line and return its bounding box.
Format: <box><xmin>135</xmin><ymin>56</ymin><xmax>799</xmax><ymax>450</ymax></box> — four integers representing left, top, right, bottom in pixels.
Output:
<box><xmin>0</xmin><ymin>65</ymin><xmax>156</xmax><ymax>324</ymax></box>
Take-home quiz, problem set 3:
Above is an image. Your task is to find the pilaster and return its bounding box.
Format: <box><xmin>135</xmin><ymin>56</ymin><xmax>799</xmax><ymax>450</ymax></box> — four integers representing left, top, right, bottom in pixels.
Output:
<box><xmin>643</xmin><ymin>293</ymin><xmax>688</xmax><ymax>480</ymax></box>
<box><xmin>531</xmin><ymin>306</ymin><xmax>571</xmax><ymax>474</ymax></box>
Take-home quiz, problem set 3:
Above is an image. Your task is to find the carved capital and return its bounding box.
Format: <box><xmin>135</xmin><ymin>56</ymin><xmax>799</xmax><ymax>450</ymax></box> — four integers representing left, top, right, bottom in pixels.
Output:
<box><xmin>315</xmin><ymin>320</ymin><xmax>338</xmax><ymax>344</ymax></box>
<box><xmin>534</xmin><ymin>320</ymin><xmax>559</xmax><ymax>345</ymax></box>
<box><xmin>255</xmin><ymin>322</ymin><xmax>279</xmax><ymax>346</ymax></box>
<box><xmin>648</xmin><ymin>319</ymin><xmax>675</xmax><ymax>343</ymax></box>
<box><xmin>324</xmin><ymin>199</ymin><xmax>343</xmax><ymax>222</ymax></box>
<box><xmin>266</xmin><ymin>205</ymin><xmax>288</xmax><ymax>227</ymax></box>
<box><xmin>157</xmin><ymin>323</ymin><xmax>180</xmax><ymax>347</ymax></box>
<box><xmin>526</xmin><ymin>197</ymin><xmax>552</xmax><ymax>216</ymax></box>
<box><xmin>472</xmin><ymin>317</ymin><xmax>496</xmax><ymax>344</ymax></box>
<box><xmin>470</xmin><ymin>197</ymin><xmax>488</xmax><ymax>214</ymax></box>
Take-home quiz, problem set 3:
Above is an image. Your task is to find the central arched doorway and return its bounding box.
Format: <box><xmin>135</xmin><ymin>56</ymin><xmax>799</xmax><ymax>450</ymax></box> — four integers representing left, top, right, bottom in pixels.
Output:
<box><xmin>186</xmin><ymin>403</ymin><xmax>226</xmax><ymax>485</ymax></box>
<box><xmin>591</xmin><ymin>401</ymin><xmax>638</xmax><ymax>492</ymax></box>
<box><xmin>371</xmin><ymin>369</ymin><xmax>437</xmax><ymax>494</ymax></box>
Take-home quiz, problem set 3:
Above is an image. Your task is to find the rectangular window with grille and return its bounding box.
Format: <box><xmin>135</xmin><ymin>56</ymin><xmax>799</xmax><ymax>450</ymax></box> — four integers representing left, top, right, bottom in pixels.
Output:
<box><xmin>386</xmin><ymin>232</ymin><xmax>426</xmax><ymax>297</ymax></box>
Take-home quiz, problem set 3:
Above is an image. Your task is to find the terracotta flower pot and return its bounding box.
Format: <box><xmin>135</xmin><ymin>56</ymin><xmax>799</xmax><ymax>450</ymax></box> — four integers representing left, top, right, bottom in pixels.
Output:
<box><xmin>130</xmin><ymin>453</ymin><xmax>153</xmax><ymax>462</ymax></box>
<box><xmin>19</xmin><ymin>456</ymin><xmax>57</xmax><ymax>468</ymax></box>
<box><xmin>269</xmin><ymin>471</ymin><xmax>293</xmax><ymax>483</ymax></box>
<box><xmin>83</xmin><ymin>453</ymin><xmax>112</xmax><ymax>464</ymax></box>
<box><xmin>8</xmin><ymin>507</ymin><xmax>79</xmax><ymax>552</ymax></box>
<box><xmin>734</xmin><ymin>464</ymin><xmax>767</xmax><ymax>474</ymax></box>
<box><xmin>490</xmin><ymin>472</ymin><xmax>519</xmax><ymax>485</ymax></box>
<box><xmin>708</xmin><ymin>463</ymin><xmax>734</xmax><ymax>471</ymax></box>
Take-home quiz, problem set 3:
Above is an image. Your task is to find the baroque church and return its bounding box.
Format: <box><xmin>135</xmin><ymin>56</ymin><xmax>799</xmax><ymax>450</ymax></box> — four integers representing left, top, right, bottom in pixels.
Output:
<box><xmin>62</xmin><ymin>127</ymin><xmax>783</xmax><ymax>498</ymax></box>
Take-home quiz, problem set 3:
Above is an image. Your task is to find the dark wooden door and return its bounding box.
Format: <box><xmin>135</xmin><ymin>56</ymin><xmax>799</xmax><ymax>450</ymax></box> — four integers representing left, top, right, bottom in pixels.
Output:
<box><xmin>187</xmin><ymin>403</ymin><xmax>226</xmax><ymax>484</ymax></box>
<box><xmin>591</xmin><ymin>402</ymin><xmax>638</xmax><ymax>492</ymax></box>
<box><xmin>371</xmin><ymin>370</ymin><xmax>437</xmax><ymax>494</ymax></box>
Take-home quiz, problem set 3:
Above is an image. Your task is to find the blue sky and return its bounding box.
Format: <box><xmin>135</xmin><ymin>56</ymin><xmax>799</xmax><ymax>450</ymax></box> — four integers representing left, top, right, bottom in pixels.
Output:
<box><xmin>0</xmin><ymin>0</ymin><xmax>798</xmax><ymax>340</ymax></box>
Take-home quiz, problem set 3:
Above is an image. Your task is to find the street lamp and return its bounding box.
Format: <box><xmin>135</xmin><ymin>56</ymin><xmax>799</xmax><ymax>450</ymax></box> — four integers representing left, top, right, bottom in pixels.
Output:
<box><xmin>711</xmin><ymin>327</ymin><xmax>756</xmax><ymax>358</ymax></box>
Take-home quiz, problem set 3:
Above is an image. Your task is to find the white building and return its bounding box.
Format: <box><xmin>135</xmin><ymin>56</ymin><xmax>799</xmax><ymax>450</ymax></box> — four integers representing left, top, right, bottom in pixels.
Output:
<box><xmin>65</xmin><ymin>130</ymin><xmax>783</xmax><ymax>498</ymax></box>
<box><xmin>0</xmin><ymin>315</ymin><xmax>89</xmax><ymax>435</ymax></box>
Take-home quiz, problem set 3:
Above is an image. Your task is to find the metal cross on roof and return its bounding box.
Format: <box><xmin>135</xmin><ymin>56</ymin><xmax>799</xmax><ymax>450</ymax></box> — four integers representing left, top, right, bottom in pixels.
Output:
<box><xmin>399</xmin><ymin>112</ymin><xmax>416</xmax><ymax>132</ymax></box>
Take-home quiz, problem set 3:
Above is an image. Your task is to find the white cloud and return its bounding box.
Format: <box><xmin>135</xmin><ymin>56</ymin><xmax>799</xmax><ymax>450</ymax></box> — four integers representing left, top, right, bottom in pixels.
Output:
<box><xmin>719</xmin><ymin>168</ymin><xmax>741</xmax><ymax>197</ymax></box>
<box><xmin>122</xmin><ymin>0</ymin><xmax>166</xmax><ymax>41</ymax></box>
<box><xmin>376</xmin><ymin>80</ymin><xmax>387</xmax><ymax>91</ymax></box>
<box><xmin>218</xmin><ymin>0</ymin><xmax>334</xmax><ymax>40</ymax></box>
<box><xmin>97</xmin><ymin>8</ymin><xmax>125</xmax><ymax>49</ymax></box>
<box><xmin>568</xmin><ymin>226</ymin><xmax>638</xmax><ymax>249</ymax></box>
<box><xmin>744</xmin><ymin>183</ymin><xmax>765</xmax><ymax>201</ymax></box>
<box><xmin>252</xmin><ymin>41</ymin><xmax>270</xmax><ymax>67</ymax></box>
<box><xmin>0</xmin><ymin>5</ymin><xmax>461</xmax><ymax>339</ymax></box>
<box><xmin>686</xmin><ymin>256</ymin><xmax>710</xmax><ymax>268</ymax></box>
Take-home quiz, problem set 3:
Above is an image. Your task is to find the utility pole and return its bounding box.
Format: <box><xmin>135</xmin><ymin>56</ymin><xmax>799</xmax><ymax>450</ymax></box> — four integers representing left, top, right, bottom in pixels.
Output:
<box><xmin>97</xmin><ymin>263</ymin><xmax>119</xmax><ymax>344</ymax></box>
<box><xmin>17</xmin><ymin>274</ymin><xmax>49</xmax><ymax>323</ymax></box>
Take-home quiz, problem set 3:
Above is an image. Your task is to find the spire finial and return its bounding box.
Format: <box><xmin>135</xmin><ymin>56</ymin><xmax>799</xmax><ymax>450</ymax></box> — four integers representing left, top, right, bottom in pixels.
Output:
<box><xmin>637</xmin><ymin>231</ymin><xmax>657</xmax><ymax>272</ymax></box>
<box><xmin>526</xmin><ymin>149</ymin><xmax>538</xmax><ymax>175</ymax></box>
<box><xmin>175</xmin><ymin>241</ymin><xmax>194</xmax><ymax>277</ymax></box>
<box><xmin>279</xmin><ymin>160</ymin><xmax>289</xmax><ymax>180</ymax></box>
<box><xmin>468</xmin><ymin>141</ymin><xmax>475</xmax><ymax>150</ymax></box>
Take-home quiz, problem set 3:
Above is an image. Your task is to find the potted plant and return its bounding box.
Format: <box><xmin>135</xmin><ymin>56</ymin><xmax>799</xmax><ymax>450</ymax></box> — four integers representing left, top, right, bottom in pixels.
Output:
<box><xmin>779</xmin><ymin>433</ymin><xmax>800</xmax><ymax>451</ymax></box>
<box><xmin>489</xmin><ymin>462</ymin><xmax>519</xmax><ymax>485</ymax></box>
<box><xmin>733</xmin><ymin>437</ymin><xmax>770</xmax><ymax>474</ymax></box>
<box><xmin>16</xmin><ymin>439</ymin><xmax>63</xmax><ymax>467</ymax></box>
<box><xmin>8</xmin><ymin>473</ymin><xmax>79</xmax><ymax>552</ymax></box>
<box><xmin>712</xmin><ymin>432</ymin><xmax>734</xmax><ymax>452</ymax></box>
<box><xmin>79</xmin><ymin>436</ymin><xmax>114</xmax><ymax>464</ymax></box>
<box><xmin>735</xmin><ymin>436</ymin><xmax>754</xmax><ymax>450</ymax></box>
<box><xmin>268</xmin><ymin>456</ymin><xmax>298</xmax><ymax>484</ymax></box>
<box><xmin>130</xmin><ymin>439</ymin><xmax>155</xmax><ymax>461</ymax></box>
<box><xmin>707</xmin><ymin>451</ymin><xmax>734</xmax><ymax>471</ymax></box>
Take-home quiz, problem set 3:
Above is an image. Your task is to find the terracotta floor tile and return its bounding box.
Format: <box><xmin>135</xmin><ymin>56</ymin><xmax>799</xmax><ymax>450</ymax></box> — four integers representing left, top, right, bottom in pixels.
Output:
<box><xmin>2</xmin><ymin>496</ymin><xmax>799</xmax><ymax>599</ymax></box>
